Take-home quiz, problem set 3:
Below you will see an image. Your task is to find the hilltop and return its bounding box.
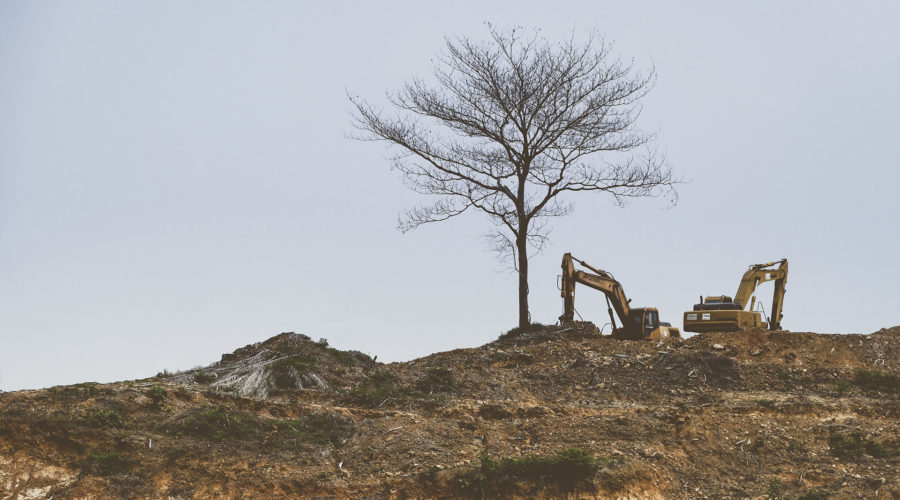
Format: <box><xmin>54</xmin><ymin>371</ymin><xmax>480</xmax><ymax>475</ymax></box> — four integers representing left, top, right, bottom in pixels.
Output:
<box><xmin>2</xmin><ymin>326</ymin><xmax>899</xmax><ymax>499</ymax></box>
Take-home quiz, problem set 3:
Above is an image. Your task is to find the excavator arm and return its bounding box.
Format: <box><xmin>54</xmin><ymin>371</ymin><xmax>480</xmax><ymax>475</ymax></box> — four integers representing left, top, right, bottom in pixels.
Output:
<box><xmin>732</xmin><ymin>259</ymin><xmax>788</xmax><ymax>329</ymax></box>
<box><xmin>769</xmin><ymin>260</ymin><xmax>788</xmax><ymax>330</ymax></box>
<box><xmin>559</xmin><ymin>253</ymin><xmax>630</xmax><ymax>327</ymax></box>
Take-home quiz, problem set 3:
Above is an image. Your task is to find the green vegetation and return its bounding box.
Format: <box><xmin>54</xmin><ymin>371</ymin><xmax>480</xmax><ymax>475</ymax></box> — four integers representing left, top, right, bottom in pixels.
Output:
<box><xmin>347</xmin><ymin>371</ymin><xmax>406</xmax><ymax>406</ymax></box>
<box><xmin>456</xmin><ymin>448</ymin><xmax>610</xmax><ymax>494</ymax></box>
<box><xmin>768</xmin><ymin>477</ymin><xmax>784</xmax><ymax>498</ymax></box>
<box><xmin>325</xmin><ymin>346</ymin><xmax>357</xmax><ymax>367</ymax></box>
<box><xmin>174</xmin><ymin>406</ymin><xmax>258</xmax><ymax>441</ymax></box>
<box><xmin>344</xmin><ymin>369</ymin><xmax>446</xmax><ymax>407</ymax></box>
<box><xmin>829</xmin><ymin>431</ymin><xmax>900</xmax><ymax>460</ymax></box>
<box><xmin>274</xmin><ymin>413</ymin><xmax>353</xmax><ymax>446</ymax></box>
<box><xmin>81</xmin><ymin>408</ymin><xmax>125</xmax><ymax>429</ymax></box>
<box><xmin>85</xmin><ymin>451</ymin><xmax>131</xmax><ymax>475</ymax></box>
<box><xmin>270</xmin><ymin>354</ymin><xmax>316</xmax><ymax>390</ymax></box>
<box><xmin>167</xmin><ymin>405</ymin><xmax>354</xmax><ymax>447</ymax></box>
<box><xmin>316</xmin><ymin>338</ymin><xmax>355</xmax><ymax>366</ymax></box>
<box><xmin>272</xmin><ymin>337</ymin><xmax>364</xmax><ymax>371</ymax></box>
<box><xmin>786</xmin><ymin>439</ymin><xmax>806</xmax><ymax>455</ymax></box>
<box><xmin>147</xmin><ymin>386</ymin><xmax>167</xmax><ymax>404</ymax></box>
<box><xmin>193</xmin><ymin>371</ymin><xmax>216</xmax><ymax>384</ymax></box>
<box><xmin>317</xmin><ymin>338</ymin><xmax>363</xmax><ymax>367</ymax></box>
<box><xmin>832</xmin><ymin>379</ymin><xmax>851</xmax><ymax>396</ymax></box>
<box><xmin>49</xmin><ymin>382</ymin><xmax>110</xmax><ymax>398</ymax></box>
<box><xmin>853</xmin><ymin>369</ymin><xmax>900</xmax><ymax>394</ymax></box>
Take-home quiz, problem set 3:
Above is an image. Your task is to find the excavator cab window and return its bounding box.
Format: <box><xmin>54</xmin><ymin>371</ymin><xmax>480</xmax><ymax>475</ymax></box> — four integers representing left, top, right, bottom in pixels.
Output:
<box><xmin>643</xmin><ymin>310</ymin><xmax>658</xmax><ymax>337</ymax></box>
<box><xmin>631</xmin><ymin>310</ymin><xmax>643</xmax><ymax>331</ymax></box>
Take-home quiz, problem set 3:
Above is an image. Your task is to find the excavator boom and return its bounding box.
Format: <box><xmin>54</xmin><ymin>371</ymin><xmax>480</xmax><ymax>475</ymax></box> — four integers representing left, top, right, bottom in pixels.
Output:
<box><xmin>560</xmin><ymin>253</ymin><xmax>630</xmax><ymax>322</ymax></box>
<box><xmin>559</xmin><ymin>253</ymin><xmax>680</xmax><ymax>340</ymax></box>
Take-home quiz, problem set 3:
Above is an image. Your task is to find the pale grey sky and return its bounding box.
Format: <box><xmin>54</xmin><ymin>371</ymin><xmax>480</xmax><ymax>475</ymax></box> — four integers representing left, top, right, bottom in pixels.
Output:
<box><xmin>2</xmin><ymin>1</ymin><xmax>898</xmax><ymax>391</ymax></box>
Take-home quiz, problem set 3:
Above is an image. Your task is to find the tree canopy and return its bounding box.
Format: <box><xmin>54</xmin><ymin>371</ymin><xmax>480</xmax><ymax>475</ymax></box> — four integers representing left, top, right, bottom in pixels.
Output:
<box><xmin>351</xmin><ymin>26</ymin><xmax>679</xmax><ymax>327</ymax></box>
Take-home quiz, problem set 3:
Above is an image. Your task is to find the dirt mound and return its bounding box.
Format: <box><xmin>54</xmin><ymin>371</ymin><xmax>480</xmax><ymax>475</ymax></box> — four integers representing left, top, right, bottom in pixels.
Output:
<box><xmin>163</xmin><ymin>332</ymin><xmax>377</xmax><ymax>398</ymax></box>
<box><xmin>874</xmin><ymin>326</ymin><xmax>900</xmax><ymax>337</ymax></box>
<box><xmin>2</xmin><ymin>326</ymin><xmax>899</xmax><ymax>499</ymax></box>
<box><xmin>492</xmin><ymin>321</ymin><xmax>603</xmax><ymax>346</ymax></box>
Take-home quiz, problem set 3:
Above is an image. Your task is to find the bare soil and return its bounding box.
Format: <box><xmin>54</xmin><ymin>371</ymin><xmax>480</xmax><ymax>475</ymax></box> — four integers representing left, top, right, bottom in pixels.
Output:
<box><xmin>2</xmin><ymin>326</ymin><xmax>899</xmax><ymax>499</ymax></box>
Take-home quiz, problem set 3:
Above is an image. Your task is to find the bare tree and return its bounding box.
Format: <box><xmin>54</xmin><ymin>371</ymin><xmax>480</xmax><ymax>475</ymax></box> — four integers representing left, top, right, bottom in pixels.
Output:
<box><xmin>350</xmin><ymin>26</ymin><xmax>679</xmax><ymax>329</ymax></box>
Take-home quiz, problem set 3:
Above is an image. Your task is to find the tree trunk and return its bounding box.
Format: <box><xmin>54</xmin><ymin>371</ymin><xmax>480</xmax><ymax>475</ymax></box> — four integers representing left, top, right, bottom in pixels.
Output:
<box><xmin>516</xmin><ymin>233</ymin><xmax>529</xmax><ymax>329</ymax></box>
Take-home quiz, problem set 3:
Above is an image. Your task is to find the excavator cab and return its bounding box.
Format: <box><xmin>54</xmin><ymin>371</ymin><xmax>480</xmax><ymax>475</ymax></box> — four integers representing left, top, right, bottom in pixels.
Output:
<box><xmin>622</xmin><ymin>307</ymin><xmax>677</xmax><ymax>340</ymax></box>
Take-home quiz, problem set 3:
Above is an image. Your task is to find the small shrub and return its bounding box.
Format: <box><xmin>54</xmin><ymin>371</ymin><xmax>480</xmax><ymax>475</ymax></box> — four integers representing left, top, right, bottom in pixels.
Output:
<box><xmin>85</xmin><ymin>451</ymin><xmax>131</xmax><ymax>475</ymax></box>
<box><xmin>787</xmin><ymin>439</ymin><xmax>806</xmax><ymax>454</ymax></box>
<box><xmin>194</xmin><ymin>371</ymin><xmax>216</xmax><ymax>385</ymax></box>
<box><xmin>147</xmin><ymin>386</ymin><xmax>167</xmax><ymax>404</ymax></box>
<box><xmin>768</xmin><ymin>477</ymin><xmax>783</xmax><ymax>497</ymax></box>
<box><xmin>832</xmin><ymin>379</ymin><xmax>851</xmax><ymax>396</ymax></box>
<box><xmin>82</xmin><ymin>408</ymin><xmax>124</xmax><ymax>429</ymax></box>
<box><xmin>317</xmin><ymin>338</ymin><xmax>330</xmax><ymax>348</ymax></box>
<box><xmin>175</xmin><ymin>406</ymin><xmax>259</xmax><ymax>441</ymax></box>
<box><xmin>853</xmin><ymin>369</ymin><xmax>900</xmax><ymax>394</ymax></box>
<box><xmin>275</xmin><ymin>413</ymin><xmax>353</xmax><ymax>446</ymax></box>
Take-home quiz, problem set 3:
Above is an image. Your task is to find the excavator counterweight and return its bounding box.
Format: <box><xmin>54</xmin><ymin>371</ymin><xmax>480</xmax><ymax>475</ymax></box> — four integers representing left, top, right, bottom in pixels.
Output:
<box><xmin>683</xmin><ymin>259</ymin><xmax>788</xmax><ymax>333</ymax></box>
<box><xmin>559</xmin><ymin>253</ymin><xmax>680</xmax><ymax>340</ymax></box>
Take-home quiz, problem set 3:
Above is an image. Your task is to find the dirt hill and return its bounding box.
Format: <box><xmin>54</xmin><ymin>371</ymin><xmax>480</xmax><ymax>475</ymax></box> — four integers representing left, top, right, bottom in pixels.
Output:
<box><xmin>2</xmin><ymin>326</ymin><xmax>899</xmax><ymax>499</ymax></box>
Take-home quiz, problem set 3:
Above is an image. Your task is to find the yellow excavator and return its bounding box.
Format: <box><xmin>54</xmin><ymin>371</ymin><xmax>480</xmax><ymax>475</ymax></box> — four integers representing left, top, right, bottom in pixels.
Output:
<box><xmin>683</xmin><ymin>259</ymin><xmax>788</xmax><ymax>333</ymax></box>
<box><xmin>559</xmin><ymin>253</ymin><xmax>681</xmax><ymax>340</ymax></box>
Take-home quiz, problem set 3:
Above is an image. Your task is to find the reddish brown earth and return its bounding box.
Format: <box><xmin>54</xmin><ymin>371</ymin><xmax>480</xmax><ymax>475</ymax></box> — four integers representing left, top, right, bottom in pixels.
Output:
<box><xmin>1</xmin><ymin>325</ymin><xmax>899</xmax><ymax>499</ymax></box>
